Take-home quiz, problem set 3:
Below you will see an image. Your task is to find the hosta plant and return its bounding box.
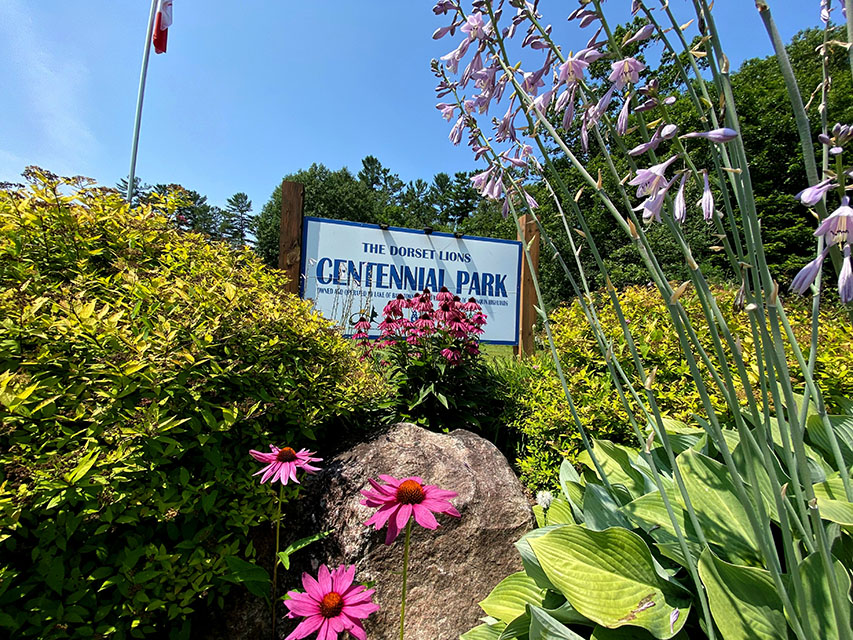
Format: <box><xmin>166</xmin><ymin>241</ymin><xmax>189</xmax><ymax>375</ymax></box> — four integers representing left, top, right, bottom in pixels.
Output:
<box><xmin>433</xmin><ymin>0</ymin><xmax>853</xmax><ymax>638</ymax></box>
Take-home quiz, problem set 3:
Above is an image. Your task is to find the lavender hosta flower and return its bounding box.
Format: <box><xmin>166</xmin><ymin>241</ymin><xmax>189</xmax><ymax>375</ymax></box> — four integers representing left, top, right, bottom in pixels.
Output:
<box><xmin>440</xmin><ymin>36</ymin><xmax>471</xmax><ymax>74</ymax></box>
<box><xmin>470</xmin><ymin>167</ymin><xmax>493</xmax><ymax>192</ymax></box>
<box><xmin>433</xmin><ymin>0</ymin><xmax>456</xmax><ymax>15</ymax></box>
<box><xmin>433</xmin><ymin>24</ymin><xmax>455</xmax><ymax>40</ymax></box>
<box><xmin>436</xmin><ymin>102</ymin><xmax>456</xmax><ymax>121</ymax></box>
<box><xmin>523</xmin><ymin>190</ymin><xmax>539</xmax><ymax>210</ymax></box>
<box><xmin>680</xmin><ymin>127</ymin><xmax>738</xmax><ymax>143</ymax></box>
<box><xmin>557</xmin><ymin>55</ymin><xmax>589</xmax><ymax>87</ymax></box>
<box><xmin>460</xmin><ymin>52</ymin><xmax>484</xmax><ymax>88</ymax></box>
<box><xmin>660</xmin><ymin>124</ymin><xmax>679</xmax><ymax>140</ymax></box>
<box><xmin>557</xmin><ymin>86</ymin><xmax>578</xmax><ymax>130</ymax></box>
<box><xmin>673</xmin><ymin>172</ymin><xmax>689</xmax><ymax>224</ymax></box>
<box><xmin>449</xmin><ymin>115</ymin><xmax>465</xmax><ymax>145</ymax></box>
<box><xmin>635</xmin><ymin>178</ymin><xmax>675</xmax><ymax>224</ymax></box>
<box><xmin>579</xmin><ymin>46</ymin><xmax>605</xmax><ymax>64</ymax></box>
<box><xmin>840</xmin><ymin>245</ymin><xmax>853</xmax><ymax>303</ymax></box>
<box><xmin>698</xmin><ymin>170</ymin><xmax>715</xmax><ymax>221</ymax></box>
<box><xmin>461</xmin><ymin>11</ymin><xmax>487</xmax><ymax>40</ymax></box>
<box><xmin>496</xmin><ymin>104</ymin><xmax>519</xmax><ymax>142</ymax></box>
<box><xmin>629</xmin><ymin>155</ymin><xmax>679</xmax><ymax>197</ymax></box>
<box><xmin>617</xmin><ymin>96</ymin><xmax>632</xmax><ymax>136</ymax></box>
<box><xmin>623</xmin><ymin>23</ymin><xmax>655</xmax><ymax>46</ymax></box>
<box><xmin>634</xmin><ymin>98</ymin><xmax>658</xmax><ymax>113</ymax></box>
<box><xmin>609</xmin><ymin>57</ymin><xmax>646</xmax><ymax>89</ymax></box>
<box><xmin>815</xmin><ymin>196</ymin><xmax>853</xmax><ymax>245</ymax></box>
<box><xmin>628</xmin><ymin>137</ymin><xmax>663</xmax><ymax>157</ymax></box>
<box><xmin>797</xmin><ymin>178</ymin><xmax>837</xmax><ymax>206</ymax></box>
<box><xmin>531</xmin><ymin>88</ymin><xmax>555</xmax><ymax>116</ymax></box>
<box><xmin>791</xmin><ymin>247</ymin><xmax>830</xmax><ymax>295</ymax></box>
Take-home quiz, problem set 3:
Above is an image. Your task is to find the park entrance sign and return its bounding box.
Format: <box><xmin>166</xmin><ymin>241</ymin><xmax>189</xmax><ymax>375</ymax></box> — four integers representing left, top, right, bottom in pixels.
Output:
<box><xmin>300</xmin><ymin>217</ymin><xmax>522</xmax><ymax>344</ymax></box>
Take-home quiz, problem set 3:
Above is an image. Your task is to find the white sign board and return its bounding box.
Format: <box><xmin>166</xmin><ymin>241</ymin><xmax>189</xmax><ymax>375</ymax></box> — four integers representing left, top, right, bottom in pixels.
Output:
<box><xmin>300</xmin><ymin>217</ymin><xmax>522</xmax><ymax>344</ymax></box>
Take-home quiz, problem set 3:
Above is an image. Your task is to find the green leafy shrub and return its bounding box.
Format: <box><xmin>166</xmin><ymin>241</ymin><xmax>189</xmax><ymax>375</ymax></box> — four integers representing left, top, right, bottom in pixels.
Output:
<box><xmin>0</xmin><ymin>169</ymin><xmax>383</xmax><ymax>638</ymax></box>
<box><xmin>505</xmin><ymin>284</ymin><xmax>853</xmax><ymax>491</ymax></box>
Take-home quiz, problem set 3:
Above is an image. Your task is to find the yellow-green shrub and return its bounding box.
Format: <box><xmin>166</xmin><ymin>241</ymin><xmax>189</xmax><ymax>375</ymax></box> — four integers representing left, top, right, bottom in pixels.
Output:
<box><xmin>0</xmin><ymin>170</ymin><xmax>383</xmax><ymax>638</ymax></box>
<box><xmin>507</xmin><ymin>283</ymin><xmax>853</xmax><ymax>491</ymax></box>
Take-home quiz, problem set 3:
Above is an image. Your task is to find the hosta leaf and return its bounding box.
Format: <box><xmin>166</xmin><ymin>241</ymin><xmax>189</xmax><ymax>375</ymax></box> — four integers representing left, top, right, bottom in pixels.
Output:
<box><xmin>622</xmin><ymin>491</ymin><xmax>701</xmax><ymax>569</ymax></box>
<box><xmin>579</xmin><ymin>440</ymin><xmax>652</xmax><ymax>499</ymax></box>
<box><xmin>815</xmin><ymin>497</ymin><xmax>853</xmax><ymax>532</ymax></box>
<box><xmin>497</xmin><ymin>613</ymin><xmax>530</xmax><ymax>640</ymax></box>
<box><xmin>462</xmin><ymin>622</ymin><xmax>507</xmax><ymax>640</ymax></box>
<box><xmin>558</xmin><ymin>459</ymin><xmax>585</xmax><ymax>524</ymax></box>
<box><xmin>515</xmin><ymin>526</ymin><xmax>566</xmax><ymax>592</ymax></box>
<box><xmin>479</xmin><ymin>571</ymin><xmax>547</xmax><ymax>623</ymax></box>
<box><xmin>806</xmin><ymin>414</ymin><xmax>853</xmax><ymax>468</ymax></box>
<box><xmin>582</xmin><ymin>484</ymin><xmax>632</xmax><ymax>531</ymax></box>
<box><xmin>546</xmin><ymin>497</ymin><xmax>575</xmax><ymax>526</ymax></box>
<box><xmin>591</xmin><ymin>625</ymin><xmax>688</xmax><ymax>639</ymax></box>
<box><xmin>527</xmin><ymin>605</ymin><xmax>585</xmax><ymax>640</ymax></box>
<box><xmin>731</xmin><ymin>441</ymin><xmax>779</xmax><ymax>522</ymax></box>
<box><xmin>698</xmin><ymin>548</ymin><xmax>787</xmax><ymax>640</ymax></box>
<box><xmin>677</xmin><ymin>449</ymin><xmax>761</xmax><ymax>566</ymax></box>
<box><xmin>529</xmin><ymin>525</ymin><xmax>691</xmax><ymax>639</ymax></box>
<box><xmin>792</xmin><ymin>551</ymin><xmax>852</xmax><ymax>640</ymax></box>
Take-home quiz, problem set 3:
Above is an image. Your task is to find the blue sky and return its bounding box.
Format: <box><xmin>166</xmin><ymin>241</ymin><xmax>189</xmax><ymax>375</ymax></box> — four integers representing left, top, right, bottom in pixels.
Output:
<box><xmin>0</xmin><ymin>1</ymin><xmax>817</xmax><ymax>212</ymax></box>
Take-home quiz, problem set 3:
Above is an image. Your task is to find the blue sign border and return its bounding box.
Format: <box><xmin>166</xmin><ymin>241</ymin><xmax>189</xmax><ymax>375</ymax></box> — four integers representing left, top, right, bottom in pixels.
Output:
<box><xmin>298</xmin><ymin>216</ymin><xmax>523</xmax><ymax>345</ymax></box>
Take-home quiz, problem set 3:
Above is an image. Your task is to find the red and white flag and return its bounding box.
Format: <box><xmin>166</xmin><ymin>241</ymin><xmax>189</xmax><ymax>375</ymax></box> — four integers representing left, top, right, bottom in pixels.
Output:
<box><xmin>152</xmin><ymin>0</ymin><xmax>173</xmax><ymax>54</ymax></box>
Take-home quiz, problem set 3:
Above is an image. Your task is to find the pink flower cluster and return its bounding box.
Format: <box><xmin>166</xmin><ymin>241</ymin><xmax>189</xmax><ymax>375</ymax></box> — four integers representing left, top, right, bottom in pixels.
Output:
<box><xmin>353</xmin><ymin>288</ymin><xmax>486</xmax><ymax>366</ymax></box>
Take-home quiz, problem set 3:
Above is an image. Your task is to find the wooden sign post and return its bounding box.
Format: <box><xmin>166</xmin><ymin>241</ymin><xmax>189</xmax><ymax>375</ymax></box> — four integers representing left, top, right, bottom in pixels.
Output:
<box><xmin>278</xmin><ymin>181</ymin><xmax>305</xmax><ymax>295</ymax></box>
<box><xmin>514</xmin><ymin>214</ymin><xmax>540</xmax><ymax>358</ymax></box>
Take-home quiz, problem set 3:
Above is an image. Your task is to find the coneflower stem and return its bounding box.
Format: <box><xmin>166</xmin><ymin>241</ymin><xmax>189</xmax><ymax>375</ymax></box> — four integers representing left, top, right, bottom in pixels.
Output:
<box><xmin>399</xmin><ymin>519</ymin><xmax>412</xmax><ymax>640</ymax></box>
<box><xmin>272</xmin><ymin>485</ymin><xmax>284</xmax><ymax>639</ymax></box>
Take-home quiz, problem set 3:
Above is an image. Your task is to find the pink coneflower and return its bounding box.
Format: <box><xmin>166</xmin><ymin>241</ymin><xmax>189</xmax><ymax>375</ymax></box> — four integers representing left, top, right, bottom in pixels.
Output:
<box><xmin>460</xmin><ymin>297</ymin><xmax>481</xmax><ymax>312</ymax></box>
<box><xmin>353</xmin><ymin>316</ymin><xmax>371</xmax><ymax>333</ymax></box>
<box><xmin>384</xmin><ymin>294</ymin><xmax>407</xmax><ymax>316</ymax></box>
<box><xmin>360</xmin><ymin>475</ymin><xmax>460</xmax><ymax>544</ymax></box>
<box><xmin>249</xmin><ymin>446</ymin><xmax>321</xmax><ymax>485</ymax></box>
<box><xmin>436</xmin><ymin>286</ymin><xmax>454</xmax><ymax>303</ymax></box>
<box><xmin>284</xmin><ymin>564</ymin><xmax>379</xmax><ymax>640</ymax></box>
<box><xmin>441</xmin><ymin>347</ymin><xmax>463</xmax><ymax>365</ymax></box>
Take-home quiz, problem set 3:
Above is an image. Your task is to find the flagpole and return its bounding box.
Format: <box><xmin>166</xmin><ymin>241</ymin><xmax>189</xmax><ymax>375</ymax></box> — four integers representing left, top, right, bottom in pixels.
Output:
<box><xmin>126</xmin><ymin>0</ymin><xmax>159</xmax><ymax>203</ymax></box>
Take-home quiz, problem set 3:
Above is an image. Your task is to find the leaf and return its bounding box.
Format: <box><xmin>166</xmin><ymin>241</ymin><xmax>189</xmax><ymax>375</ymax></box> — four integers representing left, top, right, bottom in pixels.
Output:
<box><xmin>462</xmin><ymin>623</ymin><xmax>507</xmax><ymax>640</ymax></box>
<box><xmin>579</xmin><ymin>440</ymin><xmax>652</xmax><ymax>499</ymax></box>
<box><xmin>698</xmin><ymin>548</ymin><xmax>787</xmax><ymax>640</ymax></box>
<box><xmin>622</xmin><ymin>490</ymin><xmax>701</xmax><ymax>569</ymax></box>
<box><xmin>220</xmin><ymin>556</ymin><xmax>270</xmax><ymax>600</ymax></box>
<box><xmin>559</xmin><ymin>460</ymin><xmax>585</xmax><ymax>523</ymax></box>
<box><xmin>676</xmin><ymin>449</ymin><xmax>761</xmax><ymax>565</ymax></box>
<box><xmin>498</xmin><ymin>613</ymin><xmax>531</xmax><ymax>640</ymax></box>
<box><xmin>792</xmin><ymin>551</ymin><xmax>852</xmax><ymax>640</ymax></box>
<box><xmin>64</xmin><ymin>451</ymin><xmax>98</xmax><ymax>484</ymax></box>
<box><xmin>277</xmin><ymin>531</ymin><xmax>330</xmax><ymax>570</ymax></box>
<box><xmin>527</xmin><ymin>605</ymin><xmax>586</xmax><ymax>639</ymax></box>
<box><xmin>582</xmin><ymin>483</ymin><xmax>631</xmax><ymax>531</ymax></box>
<box><xmin>479</xmin><ymin>571</ymin><xmax>547</xmax><ymax>624</ymax></box>
<box><xmin>529</xmin><ymin>525</ymin><xmax>690</xmax><ymax>639</ymax></box>
<box><xmin>806</xmin><ymin>414</ymin><xmax>853</xmax><ymax>468</ymax></box>
<box><xmin>545</xmin><ymin>497</ymin><xmax>575</xmax><ymax>526</ymax></box>
<box><xmin>514</xmin><ymin>526</ymin><xmax>567</xmax><ymax>592</ymax></box>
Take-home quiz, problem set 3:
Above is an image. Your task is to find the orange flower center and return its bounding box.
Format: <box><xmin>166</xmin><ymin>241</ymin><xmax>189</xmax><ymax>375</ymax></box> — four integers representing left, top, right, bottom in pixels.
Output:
<box><xmin>320</xmin><ymin>591</ymin><xmax>344</xmax><ymax>618</ymax></box>
<box><xmin>276</xmin><ymin>447</ymin><xmax>297</xmax><ymax>462</ymax></box>
<box><xmin>396</xmin><ymin>479</ymin><xmax>426</xmax><ymax>505</ymax></box>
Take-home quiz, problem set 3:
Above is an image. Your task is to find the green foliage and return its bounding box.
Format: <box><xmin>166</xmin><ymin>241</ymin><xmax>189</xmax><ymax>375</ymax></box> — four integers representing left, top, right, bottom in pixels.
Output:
<box><xmin>504</xmin><ymin>284</ymin><xmax>853</xmax><ymax>492</ymax></box>
<box><xmin>467</xmin><ymin>412</ymin><xmax>853</xmax><ymax>639</ymax></box>
<box><xmin>0</xmin><ymin>170</ymin><xmax>382</xmax><ymax>638</ymax></box>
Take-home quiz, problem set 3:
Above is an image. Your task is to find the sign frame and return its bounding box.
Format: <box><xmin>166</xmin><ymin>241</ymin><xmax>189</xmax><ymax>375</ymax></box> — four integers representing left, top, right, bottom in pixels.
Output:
<box><xmin>299</xmin><ymin>216</ymin><xmax>523</xmax><ymax>345</ymax></box>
